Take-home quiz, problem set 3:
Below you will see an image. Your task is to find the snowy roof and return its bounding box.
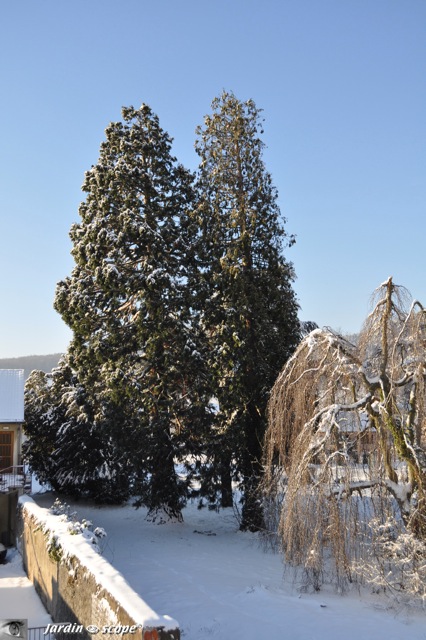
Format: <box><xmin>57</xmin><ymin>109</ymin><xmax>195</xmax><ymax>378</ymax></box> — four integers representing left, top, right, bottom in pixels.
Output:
<box><xmin>0</xmin><ymin>369</ymin><xmax>24</xmax><ymax>422</ymax></box>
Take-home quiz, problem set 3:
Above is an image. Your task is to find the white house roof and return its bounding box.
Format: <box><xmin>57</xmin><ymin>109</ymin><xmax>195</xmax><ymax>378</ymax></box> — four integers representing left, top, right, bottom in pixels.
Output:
<box><xmin>0</xmin><ymin>369</ymin><xmax>24</xmax><ymax>422</ymax></box>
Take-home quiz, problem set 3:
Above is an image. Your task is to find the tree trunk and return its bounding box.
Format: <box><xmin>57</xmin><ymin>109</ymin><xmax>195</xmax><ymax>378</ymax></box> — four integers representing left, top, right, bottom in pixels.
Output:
<box><xmin>219</xmin><ymin>452</ymin><xmax>233</xmax><ymax>508</ymax></box>
<box><xmin>240</xmin><ymin>405</ymin><xmax>264</xmax><ymax>531</ymax></box>
<box><xmin>146</xmin><ymin>424</ymin><xmax>183</xmax><ymax>523</ymax></box>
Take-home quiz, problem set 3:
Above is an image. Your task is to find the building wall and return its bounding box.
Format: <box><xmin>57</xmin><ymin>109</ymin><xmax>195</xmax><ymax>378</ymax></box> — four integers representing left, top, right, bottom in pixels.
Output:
<box><xmin>0</xmin><ymin>422</ymin><xmax>23</xmax><ymax>468</ymax></box>
<box><xmin>0</xmin><ymin>368</ymin><xmax>25</xmax><ymax>469</ymax></box>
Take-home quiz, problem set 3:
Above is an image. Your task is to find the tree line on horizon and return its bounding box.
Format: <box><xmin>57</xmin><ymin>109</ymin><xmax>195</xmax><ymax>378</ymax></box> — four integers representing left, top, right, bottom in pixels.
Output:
<box><xmin>23</xmin><ymin>91</ymin><xmax>300</xmax><ymax>531</ymax></box>
<box><xmin>0</xmin><ymin>354</ymin><xmax>62</xmax><ymax>381</ymax></box>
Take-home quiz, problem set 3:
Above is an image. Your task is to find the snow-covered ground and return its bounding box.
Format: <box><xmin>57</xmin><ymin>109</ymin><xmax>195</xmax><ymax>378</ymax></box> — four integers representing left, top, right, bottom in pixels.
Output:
<box><xmin>32</xmin><ymin>493</ymin><xmax>426</xmax><ymax>640</ymax></box>
<box><xmin>0</xmin><ymin>547</ymin><xmax>52</xmax><ymax>627</ymax></box>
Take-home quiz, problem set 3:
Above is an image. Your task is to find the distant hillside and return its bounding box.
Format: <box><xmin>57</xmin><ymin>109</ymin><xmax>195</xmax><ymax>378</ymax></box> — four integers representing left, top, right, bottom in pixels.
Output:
<box><xmin>0</xmin><ymin>354</ymin><xmax>63</xmax><ymax>380</ymax></box>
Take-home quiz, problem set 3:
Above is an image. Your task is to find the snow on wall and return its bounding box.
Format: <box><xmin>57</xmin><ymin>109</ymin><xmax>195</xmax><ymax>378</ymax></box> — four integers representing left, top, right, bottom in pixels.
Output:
<box><xmin>18</xmin><ymin>496</ymin><xmax>179</xmax><ymax>637</ymax></box>
<box><xmin>0</xmin><ymin>369</ymin><xmax>24</xmax><ymax>422</ymax></box>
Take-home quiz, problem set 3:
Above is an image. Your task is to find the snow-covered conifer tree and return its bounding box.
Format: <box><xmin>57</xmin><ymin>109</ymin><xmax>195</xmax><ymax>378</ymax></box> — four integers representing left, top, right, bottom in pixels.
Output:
<box><xmin>54</xmin><ymin>105</ymin><xmax>209</xmax><ymax>520</ymax></box>
<box><xmin>24</xmin><ymin>357</ymin><xmax>130</xmax><ymax>502</ymax></box>
<box><xmin>24</xmin><ymin>368</ymin><xmax>62</xmax><ymax>490</ymax></box>
<box><xmin>193</xmin><ymin>92</ymin><xmax>300</xmax><ymax>530</ymax></box>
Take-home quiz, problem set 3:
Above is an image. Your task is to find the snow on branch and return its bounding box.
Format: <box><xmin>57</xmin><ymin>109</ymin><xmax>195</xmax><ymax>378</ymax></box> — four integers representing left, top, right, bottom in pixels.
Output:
<box><xmin>263</xmin><ymin>279</ymin><xmax>426</xmax><ymax>597</ymax></box>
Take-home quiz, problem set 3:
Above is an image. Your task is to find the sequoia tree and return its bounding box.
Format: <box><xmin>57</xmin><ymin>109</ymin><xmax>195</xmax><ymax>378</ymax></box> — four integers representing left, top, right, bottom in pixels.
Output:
<box><xmin>264</xmin><ymin>279</ymin><xmax>426</xmax><ymax>595</ymax></box>
<box><xmin>54</xmin><ymin>105</ymin><xmax>209</xmax><ymax>521</ymax></box>
<box><xmin>193</xmin><ymin>92</ymin><xmax>300</xmax><ymax>530</ymax></box>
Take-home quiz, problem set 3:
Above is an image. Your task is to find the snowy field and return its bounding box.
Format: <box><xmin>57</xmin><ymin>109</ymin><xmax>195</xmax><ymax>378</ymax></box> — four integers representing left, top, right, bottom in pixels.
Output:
<box><xmin>31</xmin><ymin>493</ymin><xmax>426</xmax><ymax>640</ymax></box>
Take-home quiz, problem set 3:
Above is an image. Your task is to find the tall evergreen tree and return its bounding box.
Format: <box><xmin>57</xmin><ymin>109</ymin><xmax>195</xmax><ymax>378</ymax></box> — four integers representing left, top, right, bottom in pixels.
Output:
<box><xmin>54</xmin><ymin>105</ymin><xmax>209</xmax><ymax>521</ymax></box>
<box><xmin>194</xmin><ymin>92</ymin><xmax>300</xmax><ymax>530</ymax></box>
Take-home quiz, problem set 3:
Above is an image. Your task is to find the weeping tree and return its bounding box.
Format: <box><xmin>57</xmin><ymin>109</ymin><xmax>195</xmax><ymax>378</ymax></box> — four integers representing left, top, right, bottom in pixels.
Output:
<box><xmin>264</xmin><ymin>278</ymin><xmax>426</xmax><ymax>595</ymax></box>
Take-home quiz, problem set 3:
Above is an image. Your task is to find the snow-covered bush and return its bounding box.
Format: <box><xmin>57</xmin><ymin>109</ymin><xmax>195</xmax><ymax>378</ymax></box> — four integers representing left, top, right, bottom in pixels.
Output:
<box><xmin>49</xmin><ymin>499</ymin><xmax>107</xmax><ymax>553</ymax></box>
<box><xmin>353</xmin><ymin>517</ymin><xmax>426</xmax><ymax>606</ymax></box>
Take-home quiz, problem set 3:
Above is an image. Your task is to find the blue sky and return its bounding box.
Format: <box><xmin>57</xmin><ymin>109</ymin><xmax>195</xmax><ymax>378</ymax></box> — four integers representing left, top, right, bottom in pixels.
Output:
<box><xmin>1</xmin><ymin>0</ymin><xmax>425</xmax><ymax>358</ymax></box>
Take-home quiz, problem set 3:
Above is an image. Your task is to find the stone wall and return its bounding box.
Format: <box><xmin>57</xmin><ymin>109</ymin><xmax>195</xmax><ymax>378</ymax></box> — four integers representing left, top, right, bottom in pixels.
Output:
<box><xmin>0</xmin><ymin>489</ymin><xmax>19</xmax><ymax>545</ymax></box>
<box><xmin>17</xmin><ymin>496</ymin><xmax>180</xmax><ymax>640</ymax></box>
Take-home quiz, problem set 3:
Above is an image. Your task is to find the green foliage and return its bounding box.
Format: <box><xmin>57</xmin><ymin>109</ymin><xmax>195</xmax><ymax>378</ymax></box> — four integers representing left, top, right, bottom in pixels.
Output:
<box><xmin>24</xmin><ymin>95</ymin><xmax>299</xmax><ymax>524</ymax></box>
<box><xmin>47</xmin><ymin>534</ymin><xmax>63</xmax><ymax>564</ymax></box>
<box><xmin>52</xmin><ymin>104</ymin><xmax>210</xmax><ymax>519</ymax></box>
<box><xmin>193</xmin><ymin>92</ymin><xmax>300</xmax><ymax>529</ymax></box>
<box><xmin>24</xmin><ymin>369</ymin><xmax>62</xmax><ymax>489</ymax></box>
<box><xmin>24</xmin><ymin>358</ymin><xmax>130</xmax><ymax>503</ymax></box>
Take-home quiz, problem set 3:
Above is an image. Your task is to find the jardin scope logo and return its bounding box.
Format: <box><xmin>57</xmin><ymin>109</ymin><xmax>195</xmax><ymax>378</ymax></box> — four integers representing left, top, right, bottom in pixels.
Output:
<box><xmin>0</xmin><ymin>621</ymin><xmax>160</xmax><ymax>639</ymax></box>
<box><xmin>44</xmin><ymin>624</ymin><xmax>146</xmax><ymax>636</ymax></box>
